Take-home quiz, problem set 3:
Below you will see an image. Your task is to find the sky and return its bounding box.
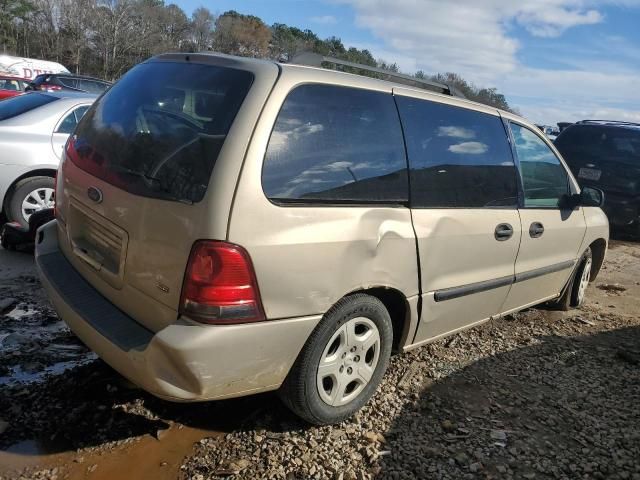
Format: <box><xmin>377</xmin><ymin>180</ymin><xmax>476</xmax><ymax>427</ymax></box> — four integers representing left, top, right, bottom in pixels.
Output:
<box><xmin>175</xmin><ymin>0</ymin><xmax>640</xmax><ymax>126</ymax></box>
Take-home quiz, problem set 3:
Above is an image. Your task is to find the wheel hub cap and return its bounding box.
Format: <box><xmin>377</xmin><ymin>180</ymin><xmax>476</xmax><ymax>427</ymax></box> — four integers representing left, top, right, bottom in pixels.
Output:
<box><xmin>577</xmin><ymin>257</ymin><xmax>592</xmax><ymax>305</ymax></box>
<box><xmin>22</xmin><ymin>187</ymin><xmax>55</xmax><ymax>222</ymax></box>
<box><xmin>316</xmin><ymin>317</ymin><xmax>381</xmax><ymax>407</ymax></box>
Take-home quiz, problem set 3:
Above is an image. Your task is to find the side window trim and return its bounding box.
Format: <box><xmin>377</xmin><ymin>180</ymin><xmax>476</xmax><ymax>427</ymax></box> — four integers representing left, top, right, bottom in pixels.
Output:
<box><xmin>501</xmin><ymin>116</ymin><xmax>526</xmax><ymax>209</ymax></box>
<box><xmin>509</xmin><ymin>120</ymin><xmax>574</xmax><ymax>210</ymax></box>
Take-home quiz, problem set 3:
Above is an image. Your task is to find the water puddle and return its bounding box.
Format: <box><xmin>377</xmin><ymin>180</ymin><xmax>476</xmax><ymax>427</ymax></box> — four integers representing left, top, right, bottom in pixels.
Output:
<box><xmin>1</xmin><ymin>299</ymin><xmax>95</xmax><ymax>387</ymax></box>
<box><xmin>5</xmin><ymin>306</ymin><xmax>36</xmax><ymax>321</ymax></box>
<box><xmin>0</xmin><ymin>424</ymin><xmax>220</xmax><ymax>479</ymax></box>
<box><xmin>0</xmin><ymin>355</ymin><xmax>97</xmax><ymax>386</ymax></box>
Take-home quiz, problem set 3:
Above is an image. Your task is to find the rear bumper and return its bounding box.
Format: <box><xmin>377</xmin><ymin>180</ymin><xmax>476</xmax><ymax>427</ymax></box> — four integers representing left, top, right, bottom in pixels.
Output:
<box><xmin>35</xmin><ymin>220</ymin><xmax>321</xmax><ymax>401</ymax></box>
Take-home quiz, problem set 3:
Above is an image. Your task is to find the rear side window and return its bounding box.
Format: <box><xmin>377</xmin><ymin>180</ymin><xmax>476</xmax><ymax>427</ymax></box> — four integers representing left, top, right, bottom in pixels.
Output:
<box><xmin>555</xmin><ymin>125</ymin><xmax>640</xmax><ymax>166</ymax></box>
<box><xmin>58</xmin><ymin>77</ymin><xmax>79</xmax><ymax>89</ymax></box>
<box><xmin>510</xmin><ymin>123</ymin><xmax>569</xmax><ymax>208</ymax></box>
<box><xmin>0</xmin><ymin>93</ymin><xmax>57</xmax><ymax>120</ymax></box>
<box><xmin>56</xmin><ymin>111</ymin><xmax>78</xmax><ymax>134</ymax></box>
<box><xmin>396</xmin><ymin>96</ymin><xmax>517</xmax><ymax>208</ymax></box>
<box><xmin>69</xmin><ymin>61</ymin><xmax>254</xmax><ymax>203</ymax></box>
<box><xmin>79</xmin><ymin>79</ymin><xmax>110</xmax><ymax>94</ymax></box>
<box><xmin>0</xmin><ymin>79</ymin><xmax>22</xmax><ymax>91</ymax></box>
<box><xmin>262</xmin><ymin>84</ymin><xmax>408</xmax><ymax>203</ymax></box>
<box><xmin>56</xmin><ymin>106</ymin><xmax>90</xmax><ymax>134</ymax></box>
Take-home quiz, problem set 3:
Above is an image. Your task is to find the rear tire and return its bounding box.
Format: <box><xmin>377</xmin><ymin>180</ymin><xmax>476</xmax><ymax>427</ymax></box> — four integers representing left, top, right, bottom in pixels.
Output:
<box><xmin>279</xmin><ymin>294</ymin><xmax>392</xmax><ymax>425</ymax></box>
<box><xmin>553</xmin><ymin>248</ymin><xmax>593</xmax><ymax>311</ymax></box>
<box><xmin>5</xmin><ymin>176</ymin><xmax>55</xmax><ymax>228</ymax></box>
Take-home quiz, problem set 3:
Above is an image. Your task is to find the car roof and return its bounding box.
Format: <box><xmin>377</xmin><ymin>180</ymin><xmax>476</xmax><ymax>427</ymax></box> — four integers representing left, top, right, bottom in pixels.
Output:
<box><xmin>153</xmin><ymin>52</ymin><xmax>521</xmax><ymax>121</ymax></box>
<box><xmin>38</xmin><ymin>91</ymin><xmax>99</xmax><ymax>101</ymax></box>
<box><xmin>0</xmin><ymin>75</ymin><xmax>28</xmax><ymax>81</ymax></box>
<box><xmin>0</xmin><ymin>92</ymin><xmax>96</xmax><ymax>131</ymax></box>
<box><xmin>574</xmin><ymin>120</ymin><xmax>640</xmax><ymax>131</ymax></box>
<box><xmin>38</xmin><ymin>73</ymin><xmax>111</xmax><ymax>83</ymax></box>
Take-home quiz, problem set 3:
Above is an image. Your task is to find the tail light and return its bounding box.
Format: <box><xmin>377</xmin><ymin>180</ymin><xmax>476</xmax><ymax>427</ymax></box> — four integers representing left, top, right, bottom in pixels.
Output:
<box><xmin>180</xmin><ymin>241</ymin><xmax>266</xmax><ymax>324</ymax></box>
<box><xmin>38</xmin><ymin>84</ymin><xmax>62</xmax><ymax>91</ymax></box>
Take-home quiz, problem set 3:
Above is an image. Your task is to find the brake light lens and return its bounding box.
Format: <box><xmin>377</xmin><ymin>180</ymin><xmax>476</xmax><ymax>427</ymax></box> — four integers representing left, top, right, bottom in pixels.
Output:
<box><xmin>38</xmin><ymin>84</ymin><xmax>62</xmax><ymax>91</ymax></box>
<box><xmin>180</xmin><ymin>241</ymin><xmax>266</xmax><ymax>324</ymax></box>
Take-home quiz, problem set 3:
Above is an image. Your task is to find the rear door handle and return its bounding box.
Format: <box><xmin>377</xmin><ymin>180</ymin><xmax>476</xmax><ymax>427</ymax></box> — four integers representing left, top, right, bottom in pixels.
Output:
<box><xmin>495</xmin><ymin>223</ymin><xmax>514</xmax><ymax>241</ymax></box>
<box><xmin>529</xmin><ymin>222</ymin><xmax>545</xmax><ymax>238</ymax></box>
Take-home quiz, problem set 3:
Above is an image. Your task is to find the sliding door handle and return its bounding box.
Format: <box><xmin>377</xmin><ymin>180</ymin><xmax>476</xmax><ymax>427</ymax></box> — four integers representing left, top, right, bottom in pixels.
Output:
<box><xmin>529</xmin><ymin>222</ymin><xmax>545</xmax><ymax>238</ymax></box>
<box><xmin>495</xmin><ymin>223</ymin><xmax>514</xmax><ymax>241</ymax></box>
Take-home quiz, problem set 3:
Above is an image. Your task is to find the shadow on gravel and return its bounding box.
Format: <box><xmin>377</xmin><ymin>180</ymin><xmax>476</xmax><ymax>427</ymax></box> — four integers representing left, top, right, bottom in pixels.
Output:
<box><xmin>376</xmin><ymin>325</ymin><xmax>640</xmax><ymax>479</ymax></box>
<box><xmin>0</xmin><ymin>359</ymin><xmax>297</xmax><ymax>453</ymax></box>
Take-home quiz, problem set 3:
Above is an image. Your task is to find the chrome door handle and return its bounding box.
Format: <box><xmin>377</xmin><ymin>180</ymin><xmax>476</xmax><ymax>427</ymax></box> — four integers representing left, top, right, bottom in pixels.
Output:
<box><xmin>529</xmin><ymin>222</ymin><xmax>545</xmax><ymax>238</ymax></box>
<box><xmin>495</xmin><ymin>223</ymin><xmax>514</xmax><ymax>241</ymax></box>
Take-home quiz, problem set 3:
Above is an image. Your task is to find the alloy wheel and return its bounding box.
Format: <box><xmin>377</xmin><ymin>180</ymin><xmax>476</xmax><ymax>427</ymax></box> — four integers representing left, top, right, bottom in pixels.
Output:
<box><xmin>316</xmin><ymin>317</ymin><xmax>381</xmax><ymax>407</ymax></box>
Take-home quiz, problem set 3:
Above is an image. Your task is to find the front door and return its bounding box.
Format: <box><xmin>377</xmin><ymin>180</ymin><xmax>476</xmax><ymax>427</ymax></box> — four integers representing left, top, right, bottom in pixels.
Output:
<box><xmin>501</xmin><ymin>122</ymin><xmax>587</xmax><ymax>312</ymax></box>
<box><xmin>394</xmin><ymin>89</ymin><xmax>522</xmax><ymax>343</ymax></box>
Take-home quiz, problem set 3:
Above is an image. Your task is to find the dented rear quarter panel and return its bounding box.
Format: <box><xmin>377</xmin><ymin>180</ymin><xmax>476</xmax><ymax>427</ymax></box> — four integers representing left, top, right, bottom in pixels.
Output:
<box><xmin>228</xmin><ymin>66</ymin><xmax>420</xmax><ymax>322</ymax></box>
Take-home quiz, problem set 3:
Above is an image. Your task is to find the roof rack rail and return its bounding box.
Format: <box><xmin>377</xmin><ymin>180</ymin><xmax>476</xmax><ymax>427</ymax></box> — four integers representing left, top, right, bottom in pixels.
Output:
<box><xmin>289</xmin><ymin>51</ymin><xmax>465</xmax><ymax>98</ymax></box>
<box><xmin>576</xmin><ymin>119</ymin><xmax>640</xmax><ymax>126</ymax></box>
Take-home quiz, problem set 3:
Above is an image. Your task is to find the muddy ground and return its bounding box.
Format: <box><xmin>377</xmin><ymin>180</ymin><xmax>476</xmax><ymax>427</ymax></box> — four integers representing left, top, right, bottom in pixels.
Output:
<box><xmin>0</xmin><ymin>240</ymin><xmax>639</xmax><ymax>480</ymax></box>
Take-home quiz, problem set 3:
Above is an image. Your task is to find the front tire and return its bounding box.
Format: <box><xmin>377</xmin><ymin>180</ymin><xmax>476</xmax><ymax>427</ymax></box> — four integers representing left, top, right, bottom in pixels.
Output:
<box><xmin>554</xmin><ymin>248</ymin><xmax>593</xmax><ymax>311</ymax></box>
<box><xmin>279</xmin><ymin>294</ymin><xmax>392</xmax><ymax>425</ymax></box>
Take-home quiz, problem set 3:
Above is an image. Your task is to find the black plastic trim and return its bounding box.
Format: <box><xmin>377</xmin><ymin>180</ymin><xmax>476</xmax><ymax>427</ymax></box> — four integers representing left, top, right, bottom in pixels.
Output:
<box><xmin>434</xmin><ymin>275</ymin><xmax>513</xmax><ymax>302</ymax></box>
<box><xmin>37</xmin><ymin>251</ymin><xmax>153</xmax><ymax>351</ymax></box>
<box><xmin>514</xmin><ymin>260</ymin><xmax>575</xmax><ymax>283</ymax></box>
<box><xmin>433</xmin><ymin>259</ymin><xmax>576</xmax><ymax>302</ymax></box>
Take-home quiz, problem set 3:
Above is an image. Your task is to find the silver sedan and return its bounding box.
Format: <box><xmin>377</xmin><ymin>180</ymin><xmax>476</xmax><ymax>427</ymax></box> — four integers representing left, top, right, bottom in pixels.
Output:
<box><xmin>0</xmin><ymin>91</ymin><xmax>96</xmax><ymax>227</ymax></box>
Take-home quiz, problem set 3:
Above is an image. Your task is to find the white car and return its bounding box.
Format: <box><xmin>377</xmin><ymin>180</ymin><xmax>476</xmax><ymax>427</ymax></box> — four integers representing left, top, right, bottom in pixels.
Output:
<box><xmin>0</xmin><ymin>91</ymin><xmax>96</xmax><ymax>226</ymax></box>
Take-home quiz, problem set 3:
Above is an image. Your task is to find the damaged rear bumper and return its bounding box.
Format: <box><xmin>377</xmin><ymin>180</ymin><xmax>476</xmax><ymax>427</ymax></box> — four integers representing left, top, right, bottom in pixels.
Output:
<box><xmin>34</xmin><ymin>220</ymin><xmax>321</xmax><ymax>401</ymax></box>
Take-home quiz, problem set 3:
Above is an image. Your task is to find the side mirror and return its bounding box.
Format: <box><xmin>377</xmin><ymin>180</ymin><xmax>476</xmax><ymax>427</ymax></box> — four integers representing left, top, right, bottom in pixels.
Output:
<box><xmin>568</xmin><ymin>186</ymin><xmax>605</xmax><ymax>208</ymax></box>
<box><xmin>581</xmin><ymin>186</ymin><xmax>605</xmax><ymax>207</ymax></box>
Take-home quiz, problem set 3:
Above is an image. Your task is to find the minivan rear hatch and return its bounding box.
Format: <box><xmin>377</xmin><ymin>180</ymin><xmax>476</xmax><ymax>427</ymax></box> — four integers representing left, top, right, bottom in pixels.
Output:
<box><xmin>57</xmin><ymin>56</ymin><xmax>274</xmax><ymax>332</ymax></box>
<box><xmin>556</xmin><ymin>125</ymin><xmax>640</xmax><ymax>196</ymax></box>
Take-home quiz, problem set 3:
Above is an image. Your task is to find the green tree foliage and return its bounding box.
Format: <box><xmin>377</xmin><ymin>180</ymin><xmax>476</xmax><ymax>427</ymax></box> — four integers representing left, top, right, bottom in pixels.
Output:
<box><xmin>213</xmin><ymin>10</ymin><xmax>271</xmax><ymax>58</ymax></box>
<box><xmin>0</xmin><ymin>0</ymin><xmax>35</xmax><ymax>52</ymax></box>
<box><xmin>0</xmin><ymin>1</ymin><xmax>514</xmax><ymax>111</ymax></box>
<box><xmin>429</xmin><ymin>72</ymin><xmax>515</xmax><ymax>111</ymax></box>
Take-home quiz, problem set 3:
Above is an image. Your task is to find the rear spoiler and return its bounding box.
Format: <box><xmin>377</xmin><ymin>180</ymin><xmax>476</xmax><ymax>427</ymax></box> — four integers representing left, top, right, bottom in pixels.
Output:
<box><xmin>289</xmin><ymin>52</ymin><xmax>465</xmax><ymax>98</ymax></box>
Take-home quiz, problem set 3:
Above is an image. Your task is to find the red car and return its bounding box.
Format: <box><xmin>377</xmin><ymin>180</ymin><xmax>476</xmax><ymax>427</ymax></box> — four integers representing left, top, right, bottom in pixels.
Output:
<box><xmin>0</xmin><ymin>76</ymin><xmax>27</xmax><ymax>100</ymax></box>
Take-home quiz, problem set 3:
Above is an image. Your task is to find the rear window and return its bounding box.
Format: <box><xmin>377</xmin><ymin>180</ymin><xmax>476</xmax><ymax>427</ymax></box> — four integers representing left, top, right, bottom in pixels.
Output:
<box><xmin>555</xmin><ymin>125</ymin><xmax>640</xmax><ymax>166</ymax></box>
<box><xmin>0</xmin><ymin>93</ymin><xmax>57</xmax><ymax>120</ymax></box>
<box><xmin>69</xmin><ymin>61</ymin><xmax>254</xmax><ymax>203</ymax></box>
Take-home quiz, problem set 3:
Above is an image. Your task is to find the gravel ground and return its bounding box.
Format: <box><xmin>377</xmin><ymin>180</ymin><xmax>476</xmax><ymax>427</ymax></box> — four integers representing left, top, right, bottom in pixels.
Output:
<box><xmin>182</xmin><ymin>241</ymin><xmax>640</xmax><ymax>480</ymax></box>
<box><xmin>1</xmin><ymin>241</ymin><xmax>639</xmax><ymax>479</ymax></box>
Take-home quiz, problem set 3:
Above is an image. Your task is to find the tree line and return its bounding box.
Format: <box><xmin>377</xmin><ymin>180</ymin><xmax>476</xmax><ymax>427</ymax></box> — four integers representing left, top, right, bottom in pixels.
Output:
<box><xmin>0</xmin><ymin>0</ymin><xmax>514</xmax><ymax>111</ymax></box>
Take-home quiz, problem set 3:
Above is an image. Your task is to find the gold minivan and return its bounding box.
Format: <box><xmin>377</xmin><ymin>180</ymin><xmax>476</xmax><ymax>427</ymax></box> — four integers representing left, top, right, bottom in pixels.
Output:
<box><xmin>35</xmin><ymin>53</ymin><xmax>609</xmax><ymax>424</ymax></box>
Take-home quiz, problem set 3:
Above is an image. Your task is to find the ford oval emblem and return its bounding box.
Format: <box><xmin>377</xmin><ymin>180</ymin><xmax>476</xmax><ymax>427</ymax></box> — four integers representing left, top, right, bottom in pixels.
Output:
<box><xmin>87</xmin><ymin>186</ymin><xmax>103</xmax><ymax>204</ymax></box>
